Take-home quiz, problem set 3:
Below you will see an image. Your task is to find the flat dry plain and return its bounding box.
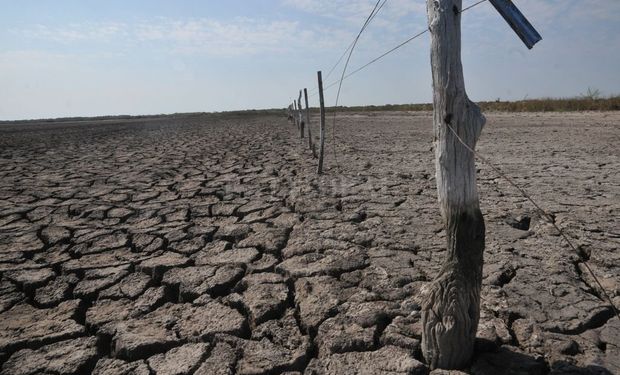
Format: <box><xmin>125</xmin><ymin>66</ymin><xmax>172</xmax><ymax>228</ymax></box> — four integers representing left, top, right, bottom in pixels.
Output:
<box><xmin>0</xmin><ymin>111</ymin><xmax>618</xmax><ymax>375</ymax></box>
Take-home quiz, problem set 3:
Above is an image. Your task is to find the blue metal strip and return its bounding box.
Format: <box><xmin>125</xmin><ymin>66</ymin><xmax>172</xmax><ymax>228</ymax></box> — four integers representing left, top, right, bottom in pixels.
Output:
<box><xmin>488</xmin><ymin>0</ymin><xmax>542</xmax><ymax>49</ymax></box>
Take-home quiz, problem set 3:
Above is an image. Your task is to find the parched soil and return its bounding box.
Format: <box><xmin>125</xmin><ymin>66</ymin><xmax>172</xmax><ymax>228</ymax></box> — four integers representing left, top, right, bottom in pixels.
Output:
<box><xmin>0</xmin><ymin>111</ymin><xmax>618</xmax><ymax>375</ymax></box>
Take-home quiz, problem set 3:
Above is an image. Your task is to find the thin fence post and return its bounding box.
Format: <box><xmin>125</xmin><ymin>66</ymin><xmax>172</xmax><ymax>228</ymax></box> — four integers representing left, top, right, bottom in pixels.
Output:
<box><xmin>317</xmin><ymin>71</ymin><xmax>325</xmax><ymax>174</ymax></box>
<box><xmin>293</xmin><ymin>100</ymin><xmax>298</xmax><ymax>128</ymax></box>
<box><xmin>304</xmin><ymin>88</ymin><xmax>317</xmax><ymax>158</ymax></box>
<box><xmin>298</xmin><ymin>91</ymin><xmax>304</xmax><ymax>139</ymax></box>
<box><xmin>287</xmin><ymin>104</ymin><xmax>293</xmax><ymax>123</ymax></box>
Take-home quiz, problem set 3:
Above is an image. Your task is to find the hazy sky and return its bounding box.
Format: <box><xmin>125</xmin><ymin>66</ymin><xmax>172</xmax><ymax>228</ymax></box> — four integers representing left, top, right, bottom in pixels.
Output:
<box><xmin>1</xmin><ymin>0</ymin><xmax>619</xmax><ymax>120</ymax></box>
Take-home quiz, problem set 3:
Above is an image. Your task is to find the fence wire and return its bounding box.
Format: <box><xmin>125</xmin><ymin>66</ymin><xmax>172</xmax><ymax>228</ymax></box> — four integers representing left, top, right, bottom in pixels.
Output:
<box><xmin>445</xmin><ymin>122</ymin><xmax>620</xmax><ymax>322</ymax></box>
<box><xmin>290</xmin><ymin>0</ymin><xmax>620</xmax><ymax>328</ymax></box>
<box><xmin>309</xmin><ymin>0</ymin><xmax>488</xmax><ymax>98</ymax></box>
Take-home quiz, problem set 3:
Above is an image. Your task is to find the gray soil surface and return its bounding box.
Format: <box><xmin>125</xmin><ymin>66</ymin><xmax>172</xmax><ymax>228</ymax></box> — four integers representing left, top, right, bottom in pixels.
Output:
<box><xmin>0</xmin><ymin>111</ymin><xmax>618</xmax><ymax>374</ymax></box>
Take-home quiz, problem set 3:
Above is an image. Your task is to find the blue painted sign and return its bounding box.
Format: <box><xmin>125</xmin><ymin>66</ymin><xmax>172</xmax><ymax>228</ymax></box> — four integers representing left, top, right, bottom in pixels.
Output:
<box><xmin>489</xmin><ymin>0</ymin><xmax>542</xmax><ymax>49</ymax></box>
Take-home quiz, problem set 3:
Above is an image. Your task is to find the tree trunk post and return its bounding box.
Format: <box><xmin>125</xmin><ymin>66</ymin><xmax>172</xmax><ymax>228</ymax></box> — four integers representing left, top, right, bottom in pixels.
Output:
<box><xmin>317</xmin><ymin>71</ymin><xmax>326</xmax><ymax>174</ymax></box>
<box><xmin>421</xmin><ymin>0</ymin><xmax>486</xmax><ymax>370</ymax></box>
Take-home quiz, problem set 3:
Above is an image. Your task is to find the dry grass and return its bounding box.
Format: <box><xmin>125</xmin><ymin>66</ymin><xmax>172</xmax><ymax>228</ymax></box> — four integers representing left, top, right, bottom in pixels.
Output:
<box><xmin>3</xmin><ymin>95</ymin><xmax>618</xmax><ymax>125</ymax></box>
<box><xmin>331</xmin><ymin>95</ymin><xmax>620</xmax><ymax>113</ymax></box>
<box><xmin>478</xmin><ymin>95</ymin><xmax>620</xmax><ymax>112</ymax></box>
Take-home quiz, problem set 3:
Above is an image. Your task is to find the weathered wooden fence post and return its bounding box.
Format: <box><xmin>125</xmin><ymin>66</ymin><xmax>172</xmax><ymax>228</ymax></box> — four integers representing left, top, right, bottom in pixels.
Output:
<box><xmin>317</xmin><ymin>71</ymin><xmax>326</xmax><ymax>174</ymax></box>
<box><xmin>293</xmin><ymin>100</ymin><xmax>299</xmax><ymax>128</ymax></box>
<box><xmin>287</xmin><ymin>103</ymin><xmax>292</xmax><ymax>123</ymax></box>
<box><xmin>298</xmin><ymin>91</ymin><xmax>304</xmax><ymax>139</ymax></box>
<box><xmin>420</xmin><ymin>0</ymin><xmax>486</xmax><ymax>370</ymax></box>
<box><xmin>304</xmin><ymin>88</ymin><xmax>317</xmax><ymax>158</ymax></box>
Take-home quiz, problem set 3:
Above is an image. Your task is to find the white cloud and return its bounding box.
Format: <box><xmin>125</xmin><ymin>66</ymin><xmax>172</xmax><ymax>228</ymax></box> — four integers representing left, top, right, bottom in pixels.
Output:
<box><xmin>519</xmin><ymin>0</ymin><xmax>620</xmax><ymax>24</ymax></box>
<box><xmin>282</xmin><ymin>0</ymin><xmax>426</xmax><ymax>25</ymax></box>
<box><xmin>279</xmin><ymin>0</ymin><xmax>430</xmax><ymax>51</ymax></box>
<box><xmin>282</xmin><ymin>0</ymin><xmax>374</xmax><ymax>18</ymax></box>
<box><xmin>15</xmin><ymin>22</ymin><xmax>127</xmax><ymax>43</ymax></box>
<box><xmin>134</xmin><ymin>17</ymin><xmax>301</xmax><ymax>56</ymax></box>
<box><xmin>11</xmin><ymin>17</ymin><xmax>357</xmax><ymax>57</ymax></box>
<box><xmin>467</xmin><ymin>0</ymin><xmax>620</xmax><ymax>29</ymax></box>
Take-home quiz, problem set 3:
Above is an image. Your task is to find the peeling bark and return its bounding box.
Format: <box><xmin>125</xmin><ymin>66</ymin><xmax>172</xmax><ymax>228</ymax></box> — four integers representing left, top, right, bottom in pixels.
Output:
<box><xmin>421</xmin><ymin>0</ymin><xmax>486</xmax><ymax>369</ymax></box>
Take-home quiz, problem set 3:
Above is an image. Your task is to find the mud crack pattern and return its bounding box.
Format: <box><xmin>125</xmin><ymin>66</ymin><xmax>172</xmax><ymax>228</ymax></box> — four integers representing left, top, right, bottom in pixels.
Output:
<box><xmin>0</xmin><ymin>111</ymin><xmax>618</xmax><ymax>374</ymax></box>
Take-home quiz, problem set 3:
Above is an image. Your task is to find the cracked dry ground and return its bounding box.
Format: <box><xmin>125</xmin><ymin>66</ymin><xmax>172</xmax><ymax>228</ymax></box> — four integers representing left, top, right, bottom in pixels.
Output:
<box><xmin>0</xmin><ymin>111</ymin><xmax>618</xmax><ymax>375</ymax></box>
